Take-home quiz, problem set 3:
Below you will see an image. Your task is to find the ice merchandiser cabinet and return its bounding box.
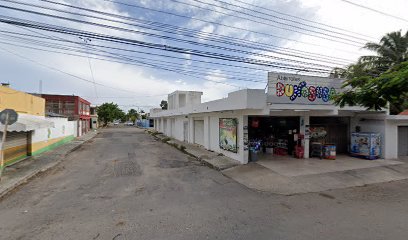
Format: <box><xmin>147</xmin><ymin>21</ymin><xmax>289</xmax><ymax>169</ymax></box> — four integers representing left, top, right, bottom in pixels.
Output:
<box><xmin>350</xmin><ymin>132</ymin><xmax>381</xmax><ymax>160</ymax></box>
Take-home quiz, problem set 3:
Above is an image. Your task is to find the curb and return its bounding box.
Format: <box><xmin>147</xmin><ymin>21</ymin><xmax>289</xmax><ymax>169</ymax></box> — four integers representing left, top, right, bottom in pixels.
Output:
<box><xmin>146</xmin><ymin>130</ymin><xmax>235</xmax><ymax>171</ymax></box>
<box><xmin>0</xmin><ymin>132</ymin><xmax>97</xmax><ymax>200</ymax></box>
<box><xmin>0</xmin><ymin>160</ymin><xmax>61</xmax><ymax>200</ymax></box>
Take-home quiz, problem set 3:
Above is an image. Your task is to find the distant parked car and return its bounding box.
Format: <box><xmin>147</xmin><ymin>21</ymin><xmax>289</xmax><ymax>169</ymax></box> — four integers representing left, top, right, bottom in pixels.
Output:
<box><xmin>125</xmin><ymin>122</ymin><xmax>134</xmax><ymax>126</ymax></box>
<box><xmin>113</xmin><ymin>122</ymin><xmax>119</xmax><ymax>125</ymax></box>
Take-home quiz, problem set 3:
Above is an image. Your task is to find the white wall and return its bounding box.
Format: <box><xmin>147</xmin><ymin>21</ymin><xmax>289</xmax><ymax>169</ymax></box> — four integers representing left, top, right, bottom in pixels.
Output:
<box><xmin>384</xmin><ymin>119</ymin><xmax>408</xmax><ymax>159</ymax></box>
<box><xmin>31</xmin><ymin>118</ymin><xmax>76</xmax><ymax>143</ymax></box>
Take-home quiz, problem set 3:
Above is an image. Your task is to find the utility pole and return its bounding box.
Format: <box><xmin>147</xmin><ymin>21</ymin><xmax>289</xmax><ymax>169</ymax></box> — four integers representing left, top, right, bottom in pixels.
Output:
<box><xmin>79</xmin><ymin>37</ymin><xmax>98</xmax><ymax>100</ymax></box>
<box><xmin>39</xmin><ymin>79</ymin><xmax>43</xmax><ymax>94</ymax></box>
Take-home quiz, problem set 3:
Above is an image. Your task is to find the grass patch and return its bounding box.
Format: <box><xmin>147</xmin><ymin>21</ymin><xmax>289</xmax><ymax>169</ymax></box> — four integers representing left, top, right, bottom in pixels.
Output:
<box><xmin>162</xmin><ymin>137</ymin><xmax>171</xmax><ymax>143</ymax></box>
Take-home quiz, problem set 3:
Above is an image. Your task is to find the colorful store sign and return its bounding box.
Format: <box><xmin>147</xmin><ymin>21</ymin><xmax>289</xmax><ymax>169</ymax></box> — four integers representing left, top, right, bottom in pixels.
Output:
<box><xmin>219</xmin><ymin>118</ymin><xmax>238</xmax><ymax>153</ymax></box>
<box><xmin>267</xmin><ymin>72</ymin><xmax>345</xmax><ymax>105</ymax></box>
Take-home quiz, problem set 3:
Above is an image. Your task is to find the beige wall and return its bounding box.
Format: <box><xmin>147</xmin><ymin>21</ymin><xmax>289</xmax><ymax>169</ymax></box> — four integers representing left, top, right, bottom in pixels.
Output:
<box><xmin>0</xmin><ymin>86</ymin><xmax>45</xmax><ymax>116</ymax></box>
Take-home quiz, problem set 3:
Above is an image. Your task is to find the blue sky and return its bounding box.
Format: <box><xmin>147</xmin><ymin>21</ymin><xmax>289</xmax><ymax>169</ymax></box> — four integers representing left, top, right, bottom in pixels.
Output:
<box><xmin>0</xmin><ymin>0</ymin><xmax>406</xmax><ymax>111</ymax></box>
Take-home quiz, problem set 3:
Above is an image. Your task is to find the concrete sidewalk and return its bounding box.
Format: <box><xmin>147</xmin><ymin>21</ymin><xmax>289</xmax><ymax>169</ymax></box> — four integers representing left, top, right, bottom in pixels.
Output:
<box><xmin>146</xmin><ymin>130</ymin><xmax>408</xmax><ymax>195</ymax></box>
<box><xmin>223</xmin><ymin>157</ymin><xmax>408</xmax><ymax>195</ymax></box>
<box><xmin>0</xmin><ymin>131</ymin><xmax>98</xmax><ymax>199</ymax></box>
<box><xmin>147</xmin><ymin>130</ymin><xmax>240</xmax><ymax>170</ymax></box>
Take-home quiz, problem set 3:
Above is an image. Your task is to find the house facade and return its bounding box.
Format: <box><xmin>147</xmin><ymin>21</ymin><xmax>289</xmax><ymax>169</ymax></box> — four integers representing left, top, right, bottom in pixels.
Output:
<box><xmin>0</xmin><ymin>85</ymin><xmax>76</xmax><ymax>166</ymax></box>
<box><xmin>150</xmin><ymin>73</ymin><xmax>408</xmax><ymax>164</ymax></box>
<box><xmin>38</xmin><ymin>94</ymin><xmax>91</xmax><ymax>136</ymax></box>
<box><xmin>90</xmin><ymin>106</ymin><xmax>98</xmax><ymax>130</ymax></box>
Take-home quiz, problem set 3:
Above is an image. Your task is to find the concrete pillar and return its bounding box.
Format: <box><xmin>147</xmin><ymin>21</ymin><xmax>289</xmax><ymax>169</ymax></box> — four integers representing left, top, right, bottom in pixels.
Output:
<box><xmin>384</xmin><ymin>121</ymin><xmax>398</xmax><ymax>159</ymax></box>
<box><xmin>166</xmin><ymin>119</ymin><xmax>171</xmax><ymax>137</ymax></box>
<box><xmin>160</xmin><ymin>118</ymin><xmax>164</xmax><ymax>133</ymax></box>
<box><xmin>188</xmin><ymin>117</ymin><xmax>194</xmax><ymax>144</ymax></box>
<box><xmin>242</xmin><ymin>115</ymin><xmax>249</xmax><ymax>164</ymax></box>
<box><xmin>299</xmin><ymin>115</ymin><xmax>310</xmax><ymax>159</ymax></box>
<box><xmin>203</xmin><ymin>116</ymin><xmax>211</xmax><ymax>149</ymax></box>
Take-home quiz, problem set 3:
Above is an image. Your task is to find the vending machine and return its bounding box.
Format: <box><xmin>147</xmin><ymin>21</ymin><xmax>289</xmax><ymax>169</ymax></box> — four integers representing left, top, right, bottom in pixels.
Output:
<box><xmin>350</xmin><ymin>132</ymin><xmax>381</xmax><ymax>160</ymax></box>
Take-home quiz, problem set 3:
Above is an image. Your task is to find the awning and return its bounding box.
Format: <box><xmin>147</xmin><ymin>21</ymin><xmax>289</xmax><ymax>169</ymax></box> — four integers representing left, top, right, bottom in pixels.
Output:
<box><xmin>0</xmin><ymin>114</ymin><xmax>54</xmax><ymax>132</ymax></box>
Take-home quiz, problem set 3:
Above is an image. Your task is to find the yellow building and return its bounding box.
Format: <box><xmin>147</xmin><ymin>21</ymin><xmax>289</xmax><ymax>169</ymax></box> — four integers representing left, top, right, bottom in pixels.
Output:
<box><xmin>0</xmin><ymin>85</ymin><xmax>52</xmax><ymax>167</ymax></box>
<box><xmin>0</xmin><ymin>84</ymin><xmax>45</xmax><ymax>116</ymax></box>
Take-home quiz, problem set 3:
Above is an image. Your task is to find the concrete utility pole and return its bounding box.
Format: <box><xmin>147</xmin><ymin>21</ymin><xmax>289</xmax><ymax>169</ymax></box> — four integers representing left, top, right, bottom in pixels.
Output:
<box><xmin>79</xmin><ymin>37</ymin><xmax>98</xmax><ymax>100</ymax></box>
<box><xmin>39</xmin><ymin>80</ymin><xmax>43</xmax><ymax>94</ymax></box>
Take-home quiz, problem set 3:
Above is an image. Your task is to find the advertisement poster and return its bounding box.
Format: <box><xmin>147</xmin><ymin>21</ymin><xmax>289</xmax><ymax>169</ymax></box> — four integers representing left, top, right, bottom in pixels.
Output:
<box><xmin>219</xmin><ymin>118</ymin><xmax>238</xmax><ymax>153</ymax></box>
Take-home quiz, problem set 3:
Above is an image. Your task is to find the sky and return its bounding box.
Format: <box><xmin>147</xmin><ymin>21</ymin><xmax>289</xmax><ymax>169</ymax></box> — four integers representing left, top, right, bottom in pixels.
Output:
<box><xmin>0</xmin><ymin>0</ymin><xmax>406</xmax><ymax>112</ymax></box>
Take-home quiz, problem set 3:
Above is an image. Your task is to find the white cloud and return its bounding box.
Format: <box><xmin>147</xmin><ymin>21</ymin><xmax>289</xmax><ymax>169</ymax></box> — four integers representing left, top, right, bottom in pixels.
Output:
<box><xmin>2</xmin><ymin>0</ymin><xmax>407</xmax><ymax>113</ymax></box>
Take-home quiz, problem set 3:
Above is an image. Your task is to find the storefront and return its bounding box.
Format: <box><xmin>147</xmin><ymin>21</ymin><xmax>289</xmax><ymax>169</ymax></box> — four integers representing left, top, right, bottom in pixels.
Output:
<box><xmin>309</xmin><ymin>117</ymin><xmax>350</xmax><ymax>154</ymax></box>
<box><xmin>247</xmin><ymin>116</ymin><xmax>350</xmax><ymax>161</ymax></box>
<box><xmin>150</xmin><ymin>72</ymin><xmax>408</xmax><ymax>164</ymax></box>
<box><xmin>248</xmin><ymin>117</ymin><xmax>300</xmax><ymax>160</ymax></box>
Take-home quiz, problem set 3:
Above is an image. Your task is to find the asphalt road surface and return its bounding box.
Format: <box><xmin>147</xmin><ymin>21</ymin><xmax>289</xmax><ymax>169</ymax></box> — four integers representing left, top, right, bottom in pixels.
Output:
<box><xmin>1</xmin><ymin>127</ymin><xmax>408</xmax><ymax>240</ymax></box>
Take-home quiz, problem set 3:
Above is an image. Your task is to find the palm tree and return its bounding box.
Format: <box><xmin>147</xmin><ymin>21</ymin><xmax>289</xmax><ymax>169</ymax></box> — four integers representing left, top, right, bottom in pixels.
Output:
<box><xmin>359</xmin><ymin>30</ymin><xmax>408</xmax><ymax>73</ymax></box>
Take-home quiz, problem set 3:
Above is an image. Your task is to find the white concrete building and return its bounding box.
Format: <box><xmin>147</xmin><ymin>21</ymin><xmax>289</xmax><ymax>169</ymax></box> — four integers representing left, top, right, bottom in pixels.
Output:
<box><xmin>150</xmin><ymin>72</ymin><xmax>408</xmax><ymax>164</ymax></box>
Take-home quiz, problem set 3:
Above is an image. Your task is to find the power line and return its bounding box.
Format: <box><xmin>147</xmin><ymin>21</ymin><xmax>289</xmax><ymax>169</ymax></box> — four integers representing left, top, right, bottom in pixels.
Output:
<box><xmin>0</xmin><ymin>29</ymin><xmax>347</xmax><ymax>87</ymax></box>
<box><xmin>0</xmin><ymin>30</ymin><xmax>268</xmax><ymax>82</ymax></box>
<box><xmin>339</xmin><ymin>0</ymin><xmax>408</xmax><ymax>23</ymax></box>
<box><xmin>0</xmin><ymin>45</ymin><xmax>172</xmax><ymax>96</ymax></box>
<box><xmin>101</xmin><ymin>0</ymin><xmax>363</xmax><ymax>55</ymax></box>
<box><xmin>79</xmin><ymin>36</ymin><xmax>99</xmax><ymax>100</ymax></box>
<box><xmin>0</xmin><ymin>2</ymin><xmax>346</xmax><ymax>70</ymax></box>
<box><xmin>0</xmin><ymin>15</ymin><xmax>336</xmax><ymax>74</ymax></box>
<box><xmin>37</xmin><ymin>0</ymin><xmax>355</xmax><ymax>65</ymax></box>
<box><xmin>0</xmin><ymin>36</ymin><xmax>347</xmax><ymax>88</ymax></box>
<box><xmin>175</xmin><ymin>0</ymin><xmax>368</xmax><ymax>45</ymax></box>
<box><xmin>0</xmin><ymin>28</ymin><xmax>271</xmax><ymax>76</ymax></box>
<box><xmin>232</xmin><ymin>0</ymin><xmax>377</xmax><ymax>40</ymax></box>
<box><xmin>0</xmin><ymin>34</ymin><xmax>247</xmax><ymax>87</ymax></box>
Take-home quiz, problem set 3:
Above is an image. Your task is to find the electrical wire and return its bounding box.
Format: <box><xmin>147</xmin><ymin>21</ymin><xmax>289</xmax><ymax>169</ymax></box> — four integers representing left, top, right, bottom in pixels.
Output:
<box><xmin>0</xmin><ymin>16</ymin><xmax>336</xmax><ymax>74</ymax></box>
<box><xmin>0</xmin><ymin>45</ymin><xmax>174</xmax><ymax>96</ymax></box>
<box><xmin>0</xmin><ymin>2</ymin><xmax>347</xmax><ymax>70</ymax></box>
<box><xmin>339</xmin><ymin>0</ymin><xmax>408</xmax><ymax>23</ymax></box>
<box><xmin>232</xmin><ymin>0</ymin><xmax>377</xmax><ymax>39</ymax></box>
<box><xmin>101</xmin><ymin>0</ymin><xmax>364</xmax><ymax>55</ymax></box>
<box><xmin>175</xmin><ymin>0</ymin><xmax>369</xmax><ymax>45</ymax></box>
<box><xmin>36</xmin><ymin>0</ymin><xmax>355</xmax><ymax>65</ymax></box>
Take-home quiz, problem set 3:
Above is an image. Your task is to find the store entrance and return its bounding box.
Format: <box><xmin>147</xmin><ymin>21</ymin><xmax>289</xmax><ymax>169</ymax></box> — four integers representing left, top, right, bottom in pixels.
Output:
<box><xmin>309</xmin><ymin>117</ymin><xmax>349</xmax><ymax>154</ymax></box>
<box><xmin>248</xmin><ymin>116</ymin><xmax>300</xmax><ymax>162</ymax></box>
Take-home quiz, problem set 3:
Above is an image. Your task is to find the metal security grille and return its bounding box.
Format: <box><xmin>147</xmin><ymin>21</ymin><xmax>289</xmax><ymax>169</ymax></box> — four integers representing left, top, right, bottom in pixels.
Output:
<box><xmin>398</xmin><ymin>127</ymin><xmax>408</xmax><ymax>156</ymax></box>
<box><xmin>0</xmin><ymin>131</ymin><xmax>29</xmax><ymax>165</ymax></box>
<box><xmin>194</xmin><ymin>120</ymin><xmax>204</xmax><ymax>146</ymax></box>
<box><xmin>310</xmin><ymin>117</ymin><xmax>350</xmax><ymax>154</ymax></box>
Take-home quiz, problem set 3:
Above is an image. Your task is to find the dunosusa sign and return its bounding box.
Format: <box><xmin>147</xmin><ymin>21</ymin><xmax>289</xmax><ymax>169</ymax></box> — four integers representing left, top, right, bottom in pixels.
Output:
<box><xmin>267</xmin><ymin>72</ymin><xmax>345</xmax><ymax>105</ymax></box>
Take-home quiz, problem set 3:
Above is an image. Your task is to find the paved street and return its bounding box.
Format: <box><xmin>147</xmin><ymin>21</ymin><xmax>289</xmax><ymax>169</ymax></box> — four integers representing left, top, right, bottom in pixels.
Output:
<box><xmin>1</xmin><ymin>127</ymin><xmax>408</xmax><ymax>240</ymax></box>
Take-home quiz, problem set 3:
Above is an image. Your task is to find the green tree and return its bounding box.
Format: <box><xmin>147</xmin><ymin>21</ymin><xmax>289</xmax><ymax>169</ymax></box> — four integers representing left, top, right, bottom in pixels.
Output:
<box><xmin>139</xmin><ymin>109</ymin><xmax>147</xmax><ymax>119</ymax></box>
<box><xmin>97</xmin><ymin>102</ymin><xmax>125</xmax><ymax>126</ymax></box>
<box><xmin>127</xmin><ymin>108</ymin><xmax>139</xmax><ymax>123</ymax></box>
<box><xmin>359</xmin><ymin>30</ymin><xmax>408</xmax><ymax>72</ymax></box>
<box><xmin>335</xmin><ymin>61</ymin><xmax>408</xmax><ymax>113</ymax></box>
<box><xmin>160</xmin><ymin>100</ymin><xmax>168</xmax><ymax>110</ymax></box>
<box><xmin>335</xmin><ymin>30</ymin><xmax>408</xmax><ymax>114</ymax></box>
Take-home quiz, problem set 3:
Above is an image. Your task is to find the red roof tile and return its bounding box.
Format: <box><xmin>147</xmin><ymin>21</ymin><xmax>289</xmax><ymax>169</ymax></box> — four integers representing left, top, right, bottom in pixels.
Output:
<box><xmin>399</xmin><ymin>110</ymin><xmax>408</xmax><ymax>115</ymax></box>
